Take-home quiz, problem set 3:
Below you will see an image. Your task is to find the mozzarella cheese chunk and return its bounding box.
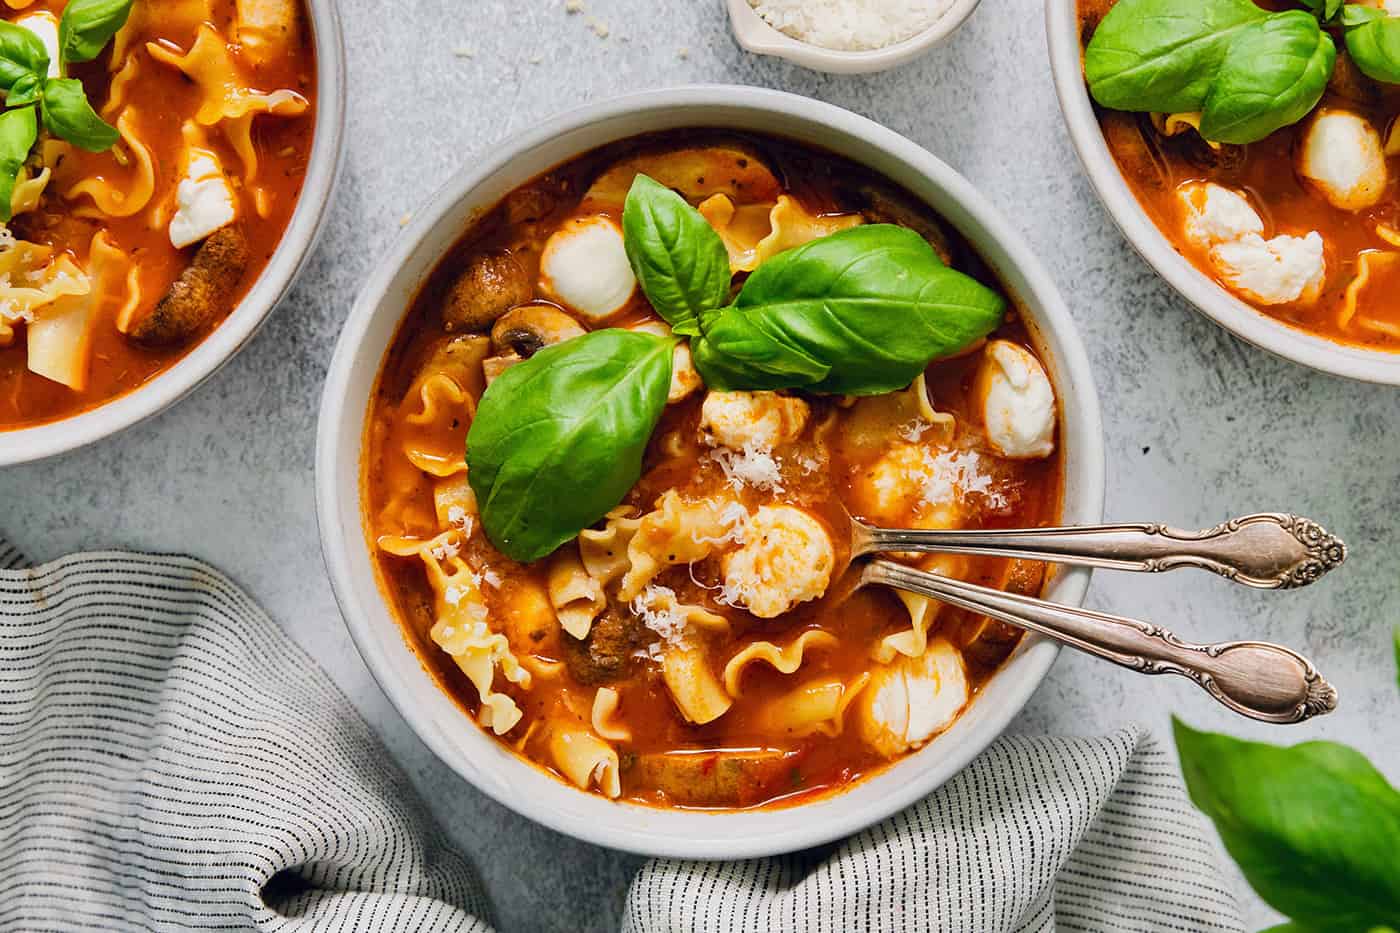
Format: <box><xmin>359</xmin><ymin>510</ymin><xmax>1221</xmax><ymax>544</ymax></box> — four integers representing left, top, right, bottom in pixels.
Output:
<box><xmin>539</xmin><ymin>215</ymin><xmax>636</xmax><ymax>320</ymax></box>
<box><xmin>856</xmin><ymin>638</ymin><xmax>969</xmax><ymax>758</ymax></box>
<box><xmin>1211</xmin><ymin>232</ymin><xmax>1326</xmax><ymax>306</ymax></box>
<box><xmin>721</xmin><ymin>506</ymin><xmax>834</xmax><ymax>619</ymax></box>
<box><xmin>15</xmin><ymin>12</ymin><xmax>59</xmax><ymax>77</ymax></box>
<box><xmin>699</xmin><ymin>390</ymin><xmax>809</xmax><ymax>450</ymax></box>
<box><xmin>1298</xmin><ymin>109</ymin><xmax>1388</xmax><ymax>212</ymax></box>
<box><xmin>973</xmin><ymin>341</ymin><xmax>1056</xmax><ymax>460</ymax></box>
<box><xmin>1179</xmin><ymin>183</ymin><xmax>1263</xmax><ymax>248</ymax></box>
<box><xmin>629</xmin><ymin>320</ymin><xmax>703</xmax><ymax>402</ymax></box>
<box><xmin>169</xmin><ymin>148</ymin><xmax>237</xmax><ymax>249</ymax></box>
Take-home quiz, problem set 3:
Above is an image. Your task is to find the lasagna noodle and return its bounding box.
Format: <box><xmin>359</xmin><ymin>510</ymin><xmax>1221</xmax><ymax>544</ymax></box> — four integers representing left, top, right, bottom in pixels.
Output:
<box><xmin>662</xmin><ymin>642</ymin><xmax>732</xmax><ymax>725</ymax></box>
<box><xmin>590</xmin><ymin>687</ymin><xmax>630</xmax><ymax>743</ymax></box>
<box><xmin>756</xmin><ymin>673</ymin><xmax>871</xmax><ymax>739</ymax></box>
<box><xmin>379</xmin><ymin>532</ymin><xmax>529</xmax><ymax>735</ymax></box>
<box><xmin>547</xmin><ymin>546</ymin><xmax>606</xmax><ymax>640</ymax></box>
<box><xmin>146</xmin><ymin>25</ymin><xmax>308</xmax><ymax>185</ymax></box>
<box><xmin>1340</xmin><ymin>250</ymin><xmax>1400</xmax><ymax>337</ymax></box>
<box><xmin>0</xmin><ymin>242</ymin><xmax>90</xmax><ymax>351</ymax></box>
<box><xmin>618</xmin><ymin>491</ymin><xmax>743</xmax><ymax>601</ymax></box>
<box><xmin>722</xmin><ymin>629</ymin><xmax>838</xmax><ymax>697</ymax></box>
<box><xmin>875</xmin><ymin>553</ymin><xmax>969</xmax><ymax>663</ymax></box>
<box><xmin>26</xmin><ymin>233</ymin><xmax>124</xmax><ymax>391</ymax></box>
<box><xmin>548</xmin><ymin>725</ymin><xmax>621</xmax><ymax>799</ymax></box>
<box><xmin>699</xmin><ymin>193</ymin><xmax>864</xmax><ymax>272</ymax></box>
<box><xmin>67</xmin><ymin>110</ymin><xmax>156</xmax><ymax>218</ymax></box>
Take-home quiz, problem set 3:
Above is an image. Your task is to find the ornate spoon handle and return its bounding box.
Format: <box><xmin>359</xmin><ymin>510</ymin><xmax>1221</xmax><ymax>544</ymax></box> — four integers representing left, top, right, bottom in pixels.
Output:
<box><xmin>855</xmin><ymin>513</ymin><xmax>1346</xmax><ymax>589</ymax></box>
<box><xmin>865</xmin><ymin>559</ymin><xmax>1337</xmax><ymax>724</ymax></box>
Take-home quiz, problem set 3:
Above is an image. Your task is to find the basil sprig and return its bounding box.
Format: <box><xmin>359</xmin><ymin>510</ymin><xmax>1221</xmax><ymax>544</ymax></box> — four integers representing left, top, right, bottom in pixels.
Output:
<box><xmin>621</xmin><ymin>174</ymin><xmax>728</xmax><ymax>338</ymax></box>
<box><xmin>467</xmin><ymin>330</ymin><xmax>675</xmax><ymax>563</ymax></box>
<box><xmin>468</xmin><ymin>174</ymin><xmax>1007</xmax><ymax>561</ymax></box>
<box><xmin>1342</xmin><ymin>4</ymin><xmax>1400</xmax><ymax>84</ymax></box>
<box><xmin>0</xmin><ymin>0</ymin><xmax>131</xmax><ymax>219</ymax></box>
<box><xmin>1085</xmin><ymin>0</ymin><xmax>1335</xmax><ymax>145</ymax></box>
<box><xmin>693</xmin><ymin>225</ymin><xmax>1004</xmax><ymax>395</ymax></box>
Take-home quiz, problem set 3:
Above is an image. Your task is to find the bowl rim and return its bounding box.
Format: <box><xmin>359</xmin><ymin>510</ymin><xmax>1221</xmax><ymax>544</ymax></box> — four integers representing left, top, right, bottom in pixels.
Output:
<box><xmin>316</xmin><ymin>85</ymin><xmax>1107</xmax><ymax>859</ymax></box>
<box><xmin>0</xmin><ymin>0</ymin><xmax>348</xmax><ymax>466</ymax></box>
<box><xmin>1045</xmin><ymin>0</ymin><xmax>1400</xmax><ymax>386</ymax></box>
<box><xmin>724</xmin><ymin>0</ymin><xmax>983</xmax><ymax>74</ymax></box>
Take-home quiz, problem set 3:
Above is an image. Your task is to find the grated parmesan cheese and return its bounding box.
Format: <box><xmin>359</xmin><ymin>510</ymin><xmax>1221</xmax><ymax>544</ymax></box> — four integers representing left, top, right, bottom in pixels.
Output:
<box><xmin>707</xmin><ymin>444</ymin><xmax>785</xmax><ymax>493</ymax></box>
<box><xmin>749</xmin><ymin>0</ymin><xmax>955</xmax><ymax>51</ymax></box>
<box><xmin>920</xmin><ymin>449</ymin><xmax>1005</xmax><ymax>510</ymax></box>
<box><xmin>631</xmin><ymin>585</ymin><xmax>688</xmax><ymax>650</ymax></box>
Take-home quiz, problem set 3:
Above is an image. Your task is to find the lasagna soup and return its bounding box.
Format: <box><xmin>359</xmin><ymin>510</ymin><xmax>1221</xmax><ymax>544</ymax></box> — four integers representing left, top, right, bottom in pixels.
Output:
<box><xmin>0</xmin><ymin>0</ymin><xmax>315</xmax><ymax>430</ymax></box>
<box><xmin>365</xmin><ymin>134</ymin><xmax>1063</xmax><ymax>809</ymax></box>
<box><xmin>1081</xmin><ymin>0</ymin><xmax>1400</xmax><ymax>350</ymax></box>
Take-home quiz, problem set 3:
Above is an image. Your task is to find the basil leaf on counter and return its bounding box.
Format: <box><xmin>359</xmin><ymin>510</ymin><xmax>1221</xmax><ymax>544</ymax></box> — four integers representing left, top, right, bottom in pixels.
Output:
<box><xmin>467</xmin><ymin>329</ymin><xmax>674</xmax><ymax>563</ymax></box>
<box><xmin>1343</xmin><ymin>5</ymin><xmax>1400</xmax><ymax>85</ymax></box>
<box><xmin>0</xmin><ymin>104</ymin><xmax>37</xmax><ymax>221</ymax></box>
<box><xmin>40</xmin><ymin>77</ymin><xmax>118</xmax><ymax>151</ymax></box>
<box><xmin>1174</xmin><ymin>718</ymin><xmax>1400</xmax><ymax>933</ymax></box>
<box><xmin>622</xmin><ymin>174</ymin><xmax>730</xmax><ymax>338</ymax></box>
<box><xmin>1084</xmin><ymin>0</ymin><xmax>1267</xmax><ymax>114</ymax></box>
<box><xmin>691</xmin><ymin>225</ymin><xmax>1005</xmax><ymax>396</ymax></box>
<box><xmin>59</xmin><ymin>0</ymin><xmax>134</xmax><ymax>66</ymax></box>
<box><xmin>1200</xmin><ymin>12</ymin><xmax>1335</xmax><ymax>144</ymax></box>
<box><xmin>0</xmin><ymin>21</ymin><xmax>49</xmax><ymax>92</ymax></box>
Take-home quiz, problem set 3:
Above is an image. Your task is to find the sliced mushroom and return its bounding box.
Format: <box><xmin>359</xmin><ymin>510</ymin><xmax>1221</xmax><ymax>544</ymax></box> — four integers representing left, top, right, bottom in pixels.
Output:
<box><xmin>129</xmin><ymin>225</ymin><xmax>249</xmax><ymax>347</ymax></box>
<box><xmin>442</xmin><ymin>250</ymin><xmax>533</xmax><ymax>334</ymax></box>
<box><xmin>483</xmin><ymin>303</ymin><xmax>587</xmax><ymax>383</ymax></box>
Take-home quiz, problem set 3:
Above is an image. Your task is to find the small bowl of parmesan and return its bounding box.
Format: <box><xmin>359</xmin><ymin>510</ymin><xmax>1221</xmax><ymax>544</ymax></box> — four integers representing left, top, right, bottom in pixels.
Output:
<box><xmin>726</xmin><ymin>0</ymin><xmax>980</xmax><ymax>74</ymax></box>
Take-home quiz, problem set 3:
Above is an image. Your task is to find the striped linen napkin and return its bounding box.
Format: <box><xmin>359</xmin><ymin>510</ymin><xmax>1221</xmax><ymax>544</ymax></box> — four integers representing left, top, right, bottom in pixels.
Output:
<box><xmin>0</xmin><ymin>543</ymin><xmax>1244</xmax><ymax>933</ymax></box>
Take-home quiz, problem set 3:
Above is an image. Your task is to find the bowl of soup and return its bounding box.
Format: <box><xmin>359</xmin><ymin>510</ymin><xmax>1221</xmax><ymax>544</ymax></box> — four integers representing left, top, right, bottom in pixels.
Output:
<box><xmin>317</xmin><ymin>86</ymin><xmax>1105</xmax><ymax>857</ymax></box>
<box><xmin>1049</xmin><ymin>0</ymin><xmax>1400</xmax><ymax>383</ymax></box>
<box><xmin>0</xmin><ymin>0</ymin><xmax>344</xmax><ymax>465</ymax></box>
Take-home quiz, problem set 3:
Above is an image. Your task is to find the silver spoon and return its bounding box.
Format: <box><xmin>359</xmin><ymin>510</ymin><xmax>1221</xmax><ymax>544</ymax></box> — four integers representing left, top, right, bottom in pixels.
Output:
<box><xmin>849</xmin><ymin>512</ymin><xmax>1346</xmax><ymax>590</ymax></box>
<box><xmin>859</xmin><ymin>559</ymin><xmax>1338</xmax><ymax>724</ymax></box>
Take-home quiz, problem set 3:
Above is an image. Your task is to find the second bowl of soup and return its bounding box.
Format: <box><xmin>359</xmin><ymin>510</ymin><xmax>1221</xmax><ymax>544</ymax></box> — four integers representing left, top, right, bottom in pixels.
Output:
<box><xmin>318</xmin><ymin>87</ymin><xmax>1104</xmax><ymax>857</ymax></box>
<box><xmin>1049</xmin><ymin>0</ymin><xmax>1400</xmax><ymax>384</ymax></box>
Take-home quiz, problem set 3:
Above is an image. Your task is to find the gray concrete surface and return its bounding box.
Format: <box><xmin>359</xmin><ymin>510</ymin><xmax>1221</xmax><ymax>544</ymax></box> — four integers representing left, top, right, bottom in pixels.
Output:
<box><xmin>3</xmin><ymin>1</ymin><xmax>1397</xmax><ymax>929</ymax></box>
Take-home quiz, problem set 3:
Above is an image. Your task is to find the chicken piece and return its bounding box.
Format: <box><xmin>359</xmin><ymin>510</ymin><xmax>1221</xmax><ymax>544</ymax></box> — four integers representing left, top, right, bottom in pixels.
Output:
<box><xmin>1298</xmin><ymin>109</ymin><xmax>1388</xmax><ymax>212</ymax></box>
<box><xmin>856</xmin><ymin>638</ymin><xmax>969</xmax><ymax>758</ymax></box>
<box><xmin>129</xmin><ymin>226</ymin><xmax>249</xmax><ymax>346</ymax></box>
<box><xmin>721</xmin><ymin>506</ymin><xmax>835</xmax><ymax>619</ymax></box>
<box><xmin>972</xmin><ymin>341</ymin><xmax>1056</xmax><ymax>460</ymax></box>
<box><xmin>442</xmin><ymin>251</ymin><xmax>533</xmax><ymax>333</ymax></box>
<box><xmin>539</xmin><ymin>215</ymin><xmax>636</xmax><ymax>320</ymax></box>
<box><xmin>699</xmin><ymin>390</ymin><xmax>809</xmax><ymax>450</ymax></box>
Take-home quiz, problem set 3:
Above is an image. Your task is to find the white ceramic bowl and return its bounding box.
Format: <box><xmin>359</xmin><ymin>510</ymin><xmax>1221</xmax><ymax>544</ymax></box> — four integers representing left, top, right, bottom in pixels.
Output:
<box><xmin>725</xmin><ymin>0</ymin><xmax>982</xmax><ymax>74</ymax></box>
<box><xmin>0</xmin><ymin>0</ymin><xmax>347</xmax><ymax>466</ymax></box>
<box><xmin>1046</xmin><ymin>0</ymin><xmax>1400</xmax><ymax>385</ymax></box>
<box><xmin>317</xmin><ymin>86</ymin><xmax>1106</xmax><ymax>859</ymax></box>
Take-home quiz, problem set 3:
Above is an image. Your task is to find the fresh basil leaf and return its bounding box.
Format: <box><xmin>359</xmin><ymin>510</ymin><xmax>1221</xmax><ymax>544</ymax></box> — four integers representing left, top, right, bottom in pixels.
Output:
<box><xmin>40</xmin><ymin>77</ymin><xmax>118</xmax><ymax>151</ymax></box>
<box><xmin>7</xmin><ymin>71</ymin><xmax>41</xmax><ymax>107</ymax></box>
<box><xmin>691</xmin><ymin>225</ymin><xmax>1005</xmax><ymax>396</ymax></box>
<box><xmin>1302</xmin><ymin>0</ymin><xmax>1344</xmax><ymax>22</ymax></box>
<box><xmin>1084</xmin><ymin>0</ymin><xmax>1268</xmax><ymax>113</ymax></box>
<box><xmin>0</xmin><ymin>105</ymin><xmax>36</xmax><ymax>222</ymax></box>
<box><xmin>622</xmin><ymin>174</ymin><xmax>729</xmax><ymax>338</ymax></box>
<box><xmin>467</xmin><ymin>329</ymin><xmax>674</xmax><ymax>563</ymax></box>
<box><xmin>1174</xmin><ymin>719</ymin><xmax>1400</xmax><ymax>933</ymax></box>
<box><xmin>59</xmin><ymin>0</ymin><xmax>133</xmax><ymax>65</ymax></box>
<box><xmin>1344</xmin><ymin>6</ymin><xmax>1400</xmax><ymax>84</ymax></box>
<box><xmin>1200</xmin><ymin>12</ymin><xmax>1335</xmax><ymax>144</ymax></box>
<box><xmin>0</xmin><ymin>21</ymin><xmax>49</xmax><ymax>91</ymax></box>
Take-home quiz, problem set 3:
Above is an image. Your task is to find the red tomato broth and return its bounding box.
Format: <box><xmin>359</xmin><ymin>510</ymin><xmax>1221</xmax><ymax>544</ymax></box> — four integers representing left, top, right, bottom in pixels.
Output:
<box><xmin>364</xmin><ymin>131</ymin><xmax>1064</xmax><ymax>810</ymax></box>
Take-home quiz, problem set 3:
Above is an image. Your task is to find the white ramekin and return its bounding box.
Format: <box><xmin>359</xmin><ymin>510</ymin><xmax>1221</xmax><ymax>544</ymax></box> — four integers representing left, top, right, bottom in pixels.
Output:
<box><xmin>725</xmin><ymin>0</ymin><xmax>983</xmax><ymax>74</ymax></box>
<box><xmin>1046</xmin><ymin>0</ymin><xmax>1400</xmax><ymax>384</ymax></box>
<box><xmin>0</xmin><ymin>0</ymin><xmax>347</xmax><ymax>466</ymax></box>
<box><xmin>316</xmin><ymin>86</ymin><xmax>1106</xmax><ymax>859</ymax></box>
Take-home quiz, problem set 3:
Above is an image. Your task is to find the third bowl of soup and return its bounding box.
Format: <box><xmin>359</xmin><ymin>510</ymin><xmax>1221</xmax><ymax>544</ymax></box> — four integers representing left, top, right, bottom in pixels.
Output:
<box><xmin>317</xmin><ymin>86</ymin><xmax>1105</xmax><ymax>857</ymax></box>
<box><xmin>1050</xmin><ymin>0</ymin><xmax>1400</xmax><ymax>384</ymax></box>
